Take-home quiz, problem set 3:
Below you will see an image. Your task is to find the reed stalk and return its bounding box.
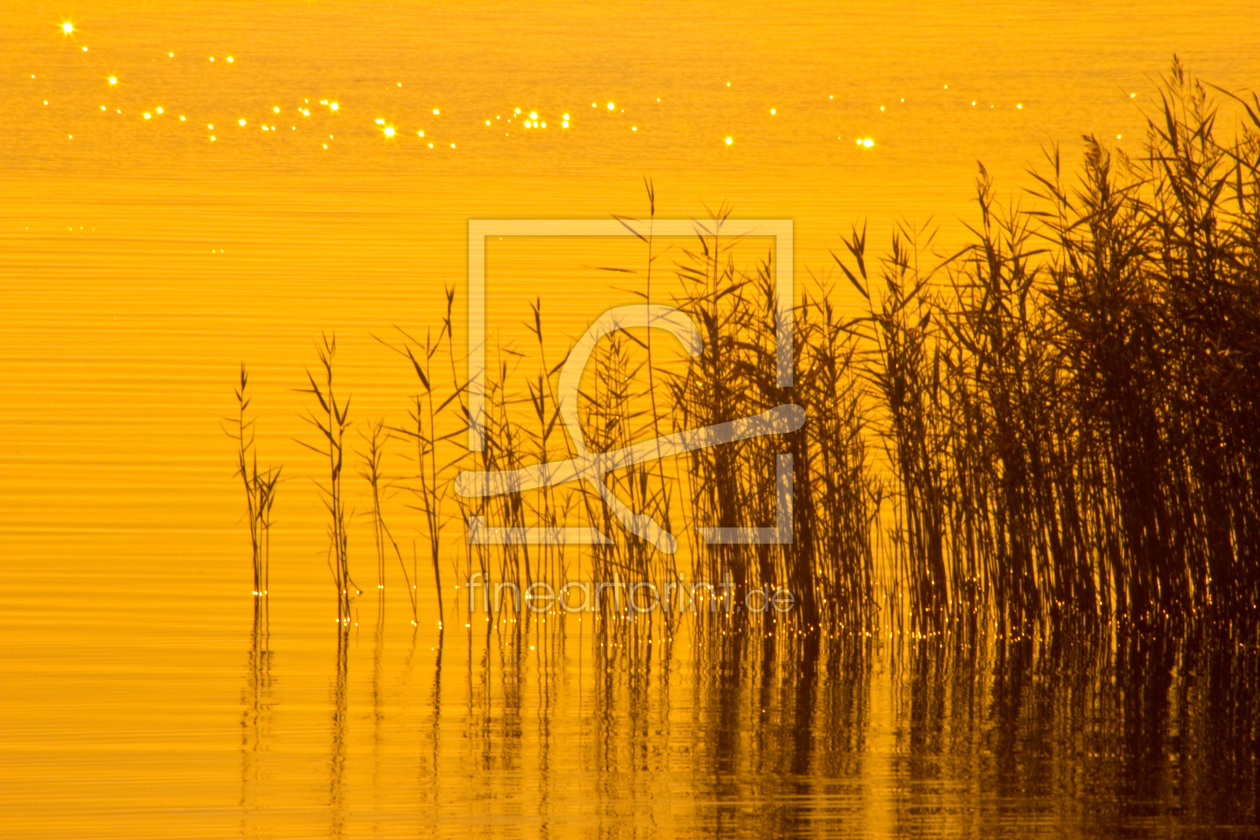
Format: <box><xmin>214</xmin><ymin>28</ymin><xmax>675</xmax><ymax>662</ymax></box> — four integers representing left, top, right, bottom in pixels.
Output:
<box><xmin>296</xmin><ymin>332</ymin><xmax>355</xmax><ymax>622</ymax></box>
<box><xmin>224</xmin><ymin>363</ymin><xmax>281</xmax><ymax>598</ymax></box>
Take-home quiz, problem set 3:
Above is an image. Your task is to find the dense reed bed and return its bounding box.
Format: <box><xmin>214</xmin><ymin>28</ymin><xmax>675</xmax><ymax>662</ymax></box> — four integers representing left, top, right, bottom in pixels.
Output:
<box><xmin>836</xmin><ymin>61</ymin><xmax>1260</xmax><ymax>632</ymax></box>
<box><xmin>242</xmin><ymin>63</ymin><xmax>1258</xmax><ymax>634</ymax></box>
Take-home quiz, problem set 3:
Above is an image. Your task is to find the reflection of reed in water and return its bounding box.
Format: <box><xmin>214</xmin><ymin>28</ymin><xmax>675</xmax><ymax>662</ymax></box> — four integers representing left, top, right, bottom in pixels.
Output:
<box><xmin>449</xmin><ymin>610</ymin><xmax>1255</xmax><ymax>834</ymax></box>
<box><xmin>328</xmin><ymin>619</ymin><xmax>350</xmax><ymax>839</ymax></box>
<box><xmin>238</xmin><ymin>596</ymin><xmax>273</xmax><ymax>838</ymax></box>
<box><xmin>420</xmin><ymin>624</ymin><xmax>444</xmax><ymax>812</ymax></box>
<box><xmin>884</xmin><ymin>621</ymin><xmax>1260</xmax><ymax>835</ymax></box>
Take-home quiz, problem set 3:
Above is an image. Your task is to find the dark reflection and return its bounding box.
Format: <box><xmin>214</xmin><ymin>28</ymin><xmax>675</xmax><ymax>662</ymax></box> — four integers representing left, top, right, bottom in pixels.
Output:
<box><xmin>291</xmin><ymin>598</ymin><xmax>1257</xmax><ymax>837</ymax></box>
<box><xmin>328</xmin><ymin>615</ymin><xmax>349</xmax><ymax>839</ymax></box>
<box><xmin>417</xmin><ymin>623</ymin><xmax>443</xmax><ymax>814</ymax></box>
<box><xmin>239</xmin><ymin>597</ymin><xmax>272</xmax><ymax>839</ymax></box>
<box><xmin>683</xmin><ymin>619</ymin><xmax>874</xmax><ymax>836</ymax></box>
<box><xmin>448</xmin><ymin>616</ymin><xmax>1257</xmax><ymax>838</ymax></box>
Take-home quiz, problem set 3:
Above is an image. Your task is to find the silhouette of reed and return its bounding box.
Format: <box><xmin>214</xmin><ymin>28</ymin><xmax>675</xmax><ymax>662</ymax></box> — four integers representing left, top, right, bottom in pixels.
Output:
<box><xmin>476</xmin><ymin>61</ymin><xmax>1256</xmax><ymax>632</ymax></box>
<box><xmin>359</xmin><ymin>418</ymin><xmax>417</xmax><ymax>624</ymax></box>
<box><xmin>649</xmin><ymin>209</ymin><xmax>880</xmax><ymax>635</ymax></box>
<box><xmin>224</xmin><ymin>363</ymin><xmax>281</xmax><ymax>598</ymax></box>
<box><xmin>834</xmin><ymin>59</ymin><xmax>1260</xmax><ymax>631</ymax></box>
<box><xmin>376</xmin><ymin>286</ymin><xmax>466</xmax><ymax>630</ymax></box>
<box><xmin>257</xmin><ymin>62</ymin><xmax>1256</xmax><ymax>636</ymax></box>
<box><xmin>296</xmin><ymin>332</ymin><xmax>357</xmax><ymax>622</ymax></box>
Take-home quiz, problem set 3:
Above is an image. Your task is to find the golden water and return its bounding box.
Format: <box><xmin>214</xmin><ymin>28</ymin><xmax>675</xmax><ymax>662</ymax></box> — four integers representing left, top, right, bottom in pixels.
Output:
<box><xmin>2</xmin><ymin>2</ymin><xmax>1259</xmax><ymax>836</ymax></box>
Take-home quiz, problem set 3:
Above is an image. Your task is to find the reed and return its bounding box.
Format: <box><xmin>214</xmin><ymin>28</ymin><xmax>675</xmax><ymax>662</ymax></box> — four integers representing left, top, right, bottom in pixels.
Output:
<box><xmin>359</xmin><ymin>418</ymin><xmax>417</xmax><ymax>624</ymax></box>
<box><xmin>224</xmin><ymin>363</ymin><xmax>281</xmax><ymax>598</ymax></box>
<box><xmin>664</xmin><ymin>215</ymin><xmax>880</xmax><ymax>633</ymax></box>
<box><xmin>378</xmin><ymin>287</ymin><xmax>467</xmax><ymax>629</ymax></box>
<box><xmin>296</xmin><ymin>332</ymin><xmax>356</xmax><ymax>621</ymax></box>
<box><xmin>264</xmin><ymin>60</ymin><xmax>1258</xmax><ymax>634</ymax></box>
<box><xmin>830</xmin><ymin>59</ymin><xmax>1260</xmax><ymax>630</ymax></box>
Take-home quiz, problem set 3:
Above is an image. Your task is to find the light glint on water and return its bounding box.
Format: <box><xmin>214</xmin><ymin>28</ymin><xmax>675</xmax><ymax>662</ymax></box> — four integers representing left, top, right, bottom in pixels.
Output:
<box><xmin>3</xmin><ymin>1</ymin><xmax>1260</xmax><ymax>837</ymax></box>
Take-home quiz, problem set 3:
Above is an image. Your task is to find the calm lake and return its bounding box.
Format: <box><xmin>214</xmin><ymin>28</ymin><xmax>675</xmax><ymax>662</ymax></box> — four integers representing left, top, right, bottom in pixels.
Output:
<box><xmin>2</xmin><ymin>1</ymin><xmax>1259</xmax><ymax>836</ymax></box>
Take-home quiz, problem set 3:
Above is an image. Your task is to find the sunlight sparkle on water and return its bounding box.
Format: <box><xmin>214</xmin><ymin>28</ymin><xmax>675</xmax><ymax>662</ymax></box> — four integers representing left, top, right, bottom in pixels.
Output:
<box><xmin>383</xmin><ymin>126</ymin><xmax>395</xmax><ymax>137</ymax></box>
<box><xmin>62</xmin><ymin>22</ymin><xmax>73</xmax><ymax>34</ymax></box>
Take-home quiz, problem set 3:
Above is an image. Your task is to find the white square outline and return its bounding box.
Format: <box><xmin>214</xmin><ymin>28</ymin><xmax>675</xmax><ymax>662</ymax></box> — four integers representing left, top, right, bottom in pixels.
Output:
<box><xmin>466</xmin><ymin>218</ymin><xmax>794</xmax><ymax>452</ymax></box>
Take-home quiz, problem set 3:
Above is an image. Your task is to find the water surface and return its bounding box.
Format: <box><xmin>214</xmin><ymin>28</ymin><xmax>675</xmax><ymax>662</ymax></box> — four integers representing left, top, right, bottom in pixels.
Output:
<box><xmin>2</xmin><ymin>2</ymin><xmax>1259</xmax><ymax>836</ymax></box>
